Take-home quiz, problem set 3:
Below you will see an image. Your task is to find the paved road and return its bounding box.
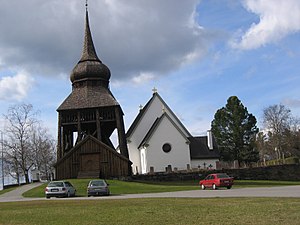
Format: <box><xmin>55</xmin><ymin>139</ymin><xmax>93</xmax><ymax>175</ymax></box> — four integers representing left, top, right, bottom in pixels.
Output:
<box><xmin>0</xmin><ymin>183</ymin><xmax>300</xmax><ymax>203</ymax></box>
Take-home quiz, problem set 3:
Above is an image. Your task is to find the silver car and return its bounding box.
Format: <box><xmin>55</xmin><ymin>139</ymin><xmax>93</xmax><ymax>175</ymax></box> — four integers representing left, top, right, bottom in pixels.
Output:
<box><xmin>87</xmin><ymin>180</ymin><xmax>110</xmax><ymax>196</ymax></box>
<box><xmin>45</xmin><ymin>181</ymin><xmax>76</xmax><ymax>199</ymax></box>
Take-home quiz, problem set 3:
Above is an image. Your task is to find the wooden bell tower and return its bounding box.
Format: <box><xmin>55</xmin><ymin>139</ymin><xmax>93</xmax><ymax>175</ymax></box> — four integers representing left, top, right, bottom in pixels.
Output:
<box><xmin>55</xmin><ymin>5</ymin><xmax>130</xmax><ymax>179</ymax></box>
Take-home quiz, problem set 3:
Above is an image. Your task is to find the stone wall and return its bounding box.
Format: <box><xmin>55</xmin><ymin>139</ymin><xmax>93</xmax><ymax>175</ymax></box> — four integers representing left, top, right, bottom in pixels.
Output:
<box><xmin>221</xmin><ymin>164</ymin><xmax>300</xmax><ymax>181</ymax></box>
<box><xmin>132</xmin><ymin>164</ymin><xmax>300</xmax><ymax>181</ymax></box>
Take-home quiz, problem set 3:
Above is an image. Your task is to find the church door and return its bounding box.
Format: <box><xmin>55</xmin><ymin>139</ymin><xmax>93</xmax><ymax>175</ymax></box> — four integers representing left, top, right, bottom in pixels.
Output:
<box><xmin>80</xmin><ymin>153</ymin><xmax>100</xmax><ymax>172</ymax></box>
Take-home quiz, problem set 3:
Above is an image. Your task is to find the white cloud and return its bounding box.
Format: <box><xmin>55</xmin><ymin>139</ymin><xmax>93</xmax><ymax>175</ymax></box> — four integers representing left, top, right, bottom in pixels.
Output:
<box><xmin>0</xmin><ymin>72</ymin><xmax>34</xmax><ymax>101</ymax></box>
<box><xmin>282</xmin><ymin>98</ymin><xmax>300</xmax><ymax>108</ymax></box>
<box><xmin>132</xmin><ymin>72</ymin><xmax>155</xmax><ymax>85</ymax></box>
<box><xmin>232</xmin><ymin>0</ymin><xmax>300</xmax><ymax>50</ymax></box>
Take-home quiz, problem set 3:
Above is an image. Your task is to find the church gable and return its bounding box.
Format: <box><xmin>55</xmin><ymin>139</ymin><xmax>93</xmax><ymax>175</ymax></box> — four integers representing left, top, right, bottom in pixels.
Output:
<box><xmin>141</xmin><ymin>113</ymin><xmax>191</xmax><ymax>173</ymax></box>
<box><xmin>55</xmin><ymin>135</ymin><xmax>130</xmax><ymax>179</ymax></box>
<box><xmin>139</xmin><ymin>113</ymin><xmax>190</xmax><ymax>149</ymax></box>
<box><xmin>126</xmin><ymin>92</ymin><xmax>191</xmax><ymax>145</ymax></box>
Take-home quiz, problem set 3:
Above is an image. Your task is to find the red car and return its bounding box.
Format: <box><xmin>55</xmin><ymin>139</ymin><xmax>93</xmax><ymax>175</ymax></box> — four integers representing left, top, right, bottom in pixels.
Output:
<box><xmin>199</xmin><ymin>173</ymin><xmax>234</xmax><ymax>190</ymax></box>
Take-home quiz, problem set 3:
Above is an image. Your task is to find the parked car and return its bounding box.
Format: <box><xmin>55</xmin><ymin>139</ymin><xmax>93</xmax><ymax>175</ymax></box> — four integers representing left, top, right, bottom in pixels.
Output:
<box><xmin>87</xmin><ymin>180</ymin><xmax>110</xmax><ymax>196</ymax></box>
<box><xmin>45</xmin><ymin>181</ymin><xmax>76</xmax><ymax>199</ymax></box>
<box><xmin>199</xmin><ymin>173</ymin><xmax>234</xmax><ymax>190</ymax></box>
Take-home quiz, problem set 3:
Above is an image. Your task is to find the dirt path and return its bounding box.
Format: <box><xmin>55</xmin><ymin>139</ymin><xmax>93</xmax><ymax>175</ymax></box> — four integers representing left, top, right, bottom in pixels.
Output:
<box><xmin>0</xmin><ymin>182</ymin><xmax>43</xmax><ymax>202</ymax></box>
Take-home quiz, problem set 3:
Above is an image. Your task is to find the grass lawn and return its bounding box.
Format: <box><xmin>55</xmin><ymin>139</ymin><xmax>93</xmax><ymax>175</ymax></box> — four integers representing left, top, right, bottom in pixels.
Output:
<box><xmin>23</xmin><ymin>179</ymin><xmax>200</xmax><ymax>198</ymax></box>
<box><xmin>22</xmin><ymin>179</ymin><xmax>300</xmax><ymax>198</ymax></box>
<box><xmin>0</xmin><ymin>198</ymin><xmax>300</xmax><ymax>225</ymax></box>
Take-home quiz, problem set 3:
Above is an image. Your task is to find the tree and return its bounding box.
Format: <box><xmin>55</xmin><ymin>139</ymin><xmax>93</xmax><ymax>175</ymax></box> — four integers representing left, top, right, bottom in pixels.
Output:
<box><xmin>3</xmin><ymin>104</ymin><xmax>37</xmax><ymax>184</ymax></box>
<box><xmin>30</xmin><ymin>125</ymin><xmax>56</xmax><ymax>180</ymax></box>
<box><xmin>255</xmin><ymin>132</ymin><xmax>267</xmax><ymax>158</ymax></box>
<box><xmin>211</xmin><ymin>96</ymin><xmax>259</xmax><ymax>165</ymax></box>
<box><xmin>2</xmin><ymin>103</ymin><xmax>55</xmax><ymax>184</ymax></box>
<box><xmin>285</xmin><ymin>117</ymin><xmax>300</xmax><ymax>157</ymax></box>
<box><xmin>263</xmin><ymin>104</ymin><xmax>291</xmax><ymax>159</ymax></box>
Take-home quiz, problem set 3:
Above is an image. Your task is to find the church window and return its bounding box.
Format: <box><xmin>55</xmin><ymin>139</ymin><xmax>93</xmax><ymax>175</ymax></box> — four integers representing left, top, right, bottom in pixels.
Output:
<box><xmin>162</xmin><ymin>143</ymin><xmax>172</xmax><ymax>153</ymax></box>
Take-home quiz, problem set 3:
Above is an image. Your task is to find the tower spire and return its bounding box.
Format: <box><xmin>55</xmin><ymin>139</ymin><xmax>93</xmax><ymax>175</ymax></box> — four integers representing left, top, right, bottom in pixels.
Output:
<box><xmin>70</xmin><ymin>2</ymin><xmax>111</xmax><ymax>85</ymax></box>
<box><xmin>79</xmin><ymin>0</ymin><xmax>100</xmax><ymax>63</ymax></box>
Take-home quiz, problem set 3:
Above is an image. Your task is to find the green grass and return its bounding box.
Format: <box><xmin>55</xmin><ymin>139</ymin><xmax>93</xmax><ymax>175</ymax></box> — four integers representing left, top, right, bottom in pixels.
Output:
<box><xmin>22</xmin><ymin>179</ymin><xmax>300</xmax><ymax>198</ymax></box>
<box><xmin>22</xmin><ymin>179</ymin><xmax>200</xmax><ymax>198</ymax></box>
<box><xmin>0</xmin><ymin>198</ymin><xmax>300</xmax><ymax>225</ymax></box>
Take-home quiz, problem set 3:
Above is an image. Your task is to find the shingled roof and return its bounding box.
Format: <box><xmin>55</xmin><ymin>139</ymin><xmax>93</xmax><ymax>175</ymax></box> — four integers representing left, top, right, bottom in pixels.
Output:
<box><xmin>57</xmin><ymin>85</ymin><xmax>119</xmax><ymax>111</ymax></box>
<box><xmin>188</xmin><ymin>136</ymin><xmax>219</xmax><ymax>159</ymax></box>
<box><xmin>58</xmin><ymin>7</ymin><xmax>118</xmax><ymax>111</ymax></box>
<box><xmin>71</xmin><ymin>8</ymin><xmax>111</xmax><ymax>84</ymax></box>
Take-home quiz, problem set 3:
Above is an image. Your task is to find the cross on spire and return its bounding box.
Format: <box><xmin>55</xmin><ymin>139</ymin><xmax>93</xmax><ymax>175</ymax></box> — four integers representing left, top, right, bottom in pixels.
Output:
<box><xmin>152</xmin><ymin>87</ymin><xmax>158</xmax><ymax>93</ymax></box>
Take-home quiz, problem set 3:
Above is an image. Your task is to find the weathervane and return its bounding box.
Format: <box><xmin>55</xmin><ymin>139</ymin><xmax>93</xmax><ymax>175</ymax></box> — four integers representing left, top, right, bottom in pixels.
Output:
<box><xmin>85</xmin><ymin>0</ymin><xmax>88</xmax><ymax>11</ymax></box>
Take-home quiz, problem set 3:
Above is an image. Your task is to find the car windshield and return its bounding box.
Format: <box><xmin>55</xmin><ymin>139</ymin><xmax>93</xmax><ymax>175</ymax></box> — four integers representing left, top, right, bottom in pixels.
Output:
<box><xmin>90</xmin><ymin>180</ymin><xmax>106</xmax><ymax>187</ymax></box>
<box><xmin>48</xmin><ymin>182</ymin><xmax>64</xmax><ymax>187</ymax></box>
<box><xmin>217</xmin><ymin>174</ymin><xmax>230</xmax><ymax>178</ymax></box>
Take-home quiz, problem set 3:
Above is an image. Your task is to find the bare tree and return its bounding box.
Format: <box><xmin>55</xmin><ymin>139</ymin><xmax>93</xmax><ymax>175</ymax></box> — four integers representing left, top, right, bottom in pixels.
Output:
<box><xmin>283</xmin><ymin>117</ymin><xmax>300</xmax><ymax>158</ymax></box>
<box><xmin>263</xmin><ymin>104</ymin><xmax>291</xmax><ymax>159</ymax></box>
<box><xmin>3</xmin><ymin>104</ymin><xmax>38</xmax><ymax>184</ymax></box>
<box><xmin>30</xmin><ymin>125</ymin><xmax>56</xmax><ymax>180</ymax></box>
<box><xmin>262</xmin><ymin>104</ymin><xmax>300</xmax><ymax>159</ymax></box>
<box><xmin>255</xmin><ymin>132</ymin><xmax>269</xmax><ymax>162</ymax></box>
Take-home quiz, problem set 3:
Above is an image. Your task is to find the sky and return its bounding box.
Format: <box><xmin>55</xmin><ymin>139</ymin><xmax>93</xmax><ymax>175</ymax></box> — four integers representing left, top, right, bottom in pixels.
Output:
<box><xmin>0</xmin><ymin>0</ymin><xmax>300</xmax><ymax>142</ymax></box>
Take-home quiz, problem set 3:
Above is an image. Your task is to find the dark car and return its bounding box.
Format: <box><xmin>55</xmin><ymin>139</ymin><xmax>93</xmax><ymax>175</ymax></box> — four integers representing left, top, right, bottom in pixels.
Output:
<box><xmin>45</xmin><ymin>181</ymin><xmax>76</xmax><ymax>199</ymax></box>
<box><xmin>87</xmin><ymin>180</ymin><xmax>110</xmax><ymax>196</ymax></box>
<box><xmin>199</xmin><ymin>173</ymin><xmax>234</xmax><ymax>190</ymax></box>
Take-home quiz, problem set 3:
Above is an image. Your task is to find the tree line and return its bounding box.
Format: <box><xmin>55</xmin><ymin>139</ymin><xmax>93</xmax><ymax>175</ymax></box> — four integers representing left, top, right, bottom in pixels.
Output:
<box><xmin>211</xmin><ymin>96</ymin><xmax>300</xmax><ymax>167</ymax></box>
<box><xmin>1</xmin><ymin>104</ymin><xmax>56</xmax><ymax>184</ymax></box>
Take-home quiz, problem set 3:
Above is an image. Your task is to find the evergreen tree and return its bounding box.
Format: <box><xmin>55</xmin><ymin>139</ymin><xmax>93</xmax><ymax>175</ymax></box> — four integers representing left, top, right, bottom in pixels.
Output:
<box><xmin>211</xmin><ymin>96</ymin><xmax>259</xmax><ymax>165</ymax></box>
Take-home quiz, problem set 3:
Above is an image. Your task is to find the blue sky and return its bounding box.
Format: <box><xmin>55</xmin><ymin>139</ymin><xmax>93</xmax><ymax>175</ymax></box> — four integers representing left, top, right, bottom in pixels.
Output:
<box><xmin>0</xmin><ymin>0</ymin><xmax>299</xmax><ymax>141</ymax></box>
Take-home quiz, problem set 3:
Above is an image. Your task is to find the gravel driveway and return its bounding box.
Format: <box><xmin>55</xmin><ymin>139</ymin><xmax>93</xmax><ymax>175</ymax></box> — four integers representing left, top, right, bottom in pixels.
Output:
<box><xmin>0</xmin><ymin>183</ymin><xmax>299</xmax><ymax>203</ymax></box>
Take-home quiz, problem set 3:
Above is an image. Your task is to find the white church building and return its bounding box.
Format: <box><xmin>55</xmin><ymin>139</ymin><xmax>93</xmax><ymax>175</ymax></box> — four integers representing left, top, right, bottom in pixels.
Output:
<box><xmin>126</xmin><ymin>90</ymin><xmax>219</xmax><ymax>175</ymax></box>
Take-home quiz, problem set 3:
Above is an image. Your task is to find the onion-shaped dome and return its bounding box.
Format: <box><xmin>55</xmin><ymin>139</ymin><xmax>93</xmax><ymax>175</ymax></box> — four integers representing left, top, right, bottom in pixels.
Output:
<box><xmin>70</xmin><ymin>10</ymin><xmax>111</xmax><ymax>85</ymax></box>
<box><xmin>70</xmin><ymin>60</ymin><xmax>111</xmax><ymax>83</ymax></box>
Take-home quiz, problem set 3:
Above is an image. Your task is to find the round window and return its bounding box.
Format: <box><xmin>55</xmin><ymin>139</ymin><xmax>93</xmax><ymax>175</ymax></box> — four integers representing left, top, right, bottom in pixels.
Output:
<box><xmin>162</xmin><ymin>143</ymin><xmax>172</xmax><ymax>153</ymax></box>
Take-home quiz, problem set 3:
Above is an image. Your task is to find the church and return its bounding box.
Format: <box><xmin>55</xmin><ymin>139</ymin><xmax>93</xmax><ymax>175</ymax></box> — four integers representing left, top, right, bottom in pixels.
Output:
<box><xmin>126</xmin><ymin>89</ymin><xmax>220</xmax><ymax>175</ymax></box>
<box><xmin>54</xmin><ymin>3</ymin><xmax>219</xmax><ymax>179</ymax></box>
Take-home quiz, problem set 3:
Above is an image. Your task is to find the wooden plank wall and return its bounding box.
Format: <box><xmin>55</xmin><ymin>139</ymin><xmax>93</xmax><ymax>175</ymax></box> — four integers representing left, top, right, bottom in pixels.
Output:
<box><xmin>55</xmin><ymin>138</ymin><xmax>130</xmax><ymax>179</ymax></box>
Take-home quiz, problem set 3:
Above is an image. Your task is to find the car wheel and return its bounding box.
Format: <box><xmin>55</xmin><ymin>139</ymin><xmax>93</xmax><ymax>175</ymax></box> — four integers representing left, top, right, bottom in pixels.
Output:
<box><xmin>46</xmin><ymin>196</ymin><xmax>50</xmax><ymax>199</ymax></box>
<box><xmin>201</xmin><ymin>184</ymin><xmax>206</xmax><ymax>190</ymax></box>
<box><xmin>227</xmin><ymin>186</ymin><xmax>232</xmax><ymax>189</ymax></box>
<box><xmin>212</xmin><ymin>184</ymin><xmax>217</xmax><ymax>190</ymax></box>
